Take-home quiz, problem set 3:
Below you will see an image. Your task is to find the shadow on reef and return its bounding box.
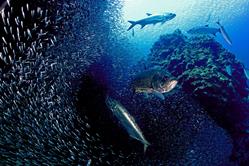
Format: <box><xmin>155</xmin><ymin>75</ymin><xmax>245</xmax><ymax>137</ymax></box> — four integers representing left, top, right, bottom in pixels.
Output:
<box><xmin>75</xmin><ymin>63</ymin><xmax>233</xmax><ymax>165</ymax></box>
<box><xmin>75</xmin><ymin>69</ymin><xmax>147</xmax><ymax>165</ymax></box>
<box><xmin>147</xmin><ymin>29</ymin><xmax>249</xmax><ymax>165</ymax></box>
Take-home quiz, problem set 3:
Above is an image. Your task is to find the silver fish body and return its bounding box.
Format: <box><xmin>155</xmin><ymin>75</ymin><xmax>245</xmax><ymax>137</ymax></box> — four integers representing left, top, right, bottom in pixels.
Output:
<box><xmin>127</xmin><ymin>12</ymin><xmax>176</xmax><ymax>31</ymax></box>
<box><xmin>187</xmin><ymin>25</ymin><xmax>220</xmax><ymax>36</ymax></box>
<box><xmin>105</xmin><ymin>96</ymin><xmax>150</xmax><ymax>152</ymax></box>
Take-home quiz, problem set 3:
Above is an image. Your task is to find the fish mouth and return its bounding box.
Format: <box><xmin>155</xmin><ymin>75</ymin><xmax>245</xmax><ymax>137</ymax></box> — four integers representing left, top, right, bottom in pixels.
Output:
<box><xmin>168</xmin><ymin>13</ymin><xmax>176</xmax><ymax>19</ymax></box>
<box><xmin>171</xmin><ymin>13</ymin><xmax>176</xmax><ymax>18</ymax></box>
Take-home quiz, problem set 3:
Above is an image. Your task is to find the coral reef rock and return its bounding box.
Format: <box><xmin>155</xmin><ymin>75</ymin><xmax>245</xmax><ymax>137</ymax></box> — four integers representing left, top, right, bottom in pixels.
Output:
<box><xmin>148</xmin><ymin>29</ymin><xmax>249</xmax><ymax>165</ymax></box>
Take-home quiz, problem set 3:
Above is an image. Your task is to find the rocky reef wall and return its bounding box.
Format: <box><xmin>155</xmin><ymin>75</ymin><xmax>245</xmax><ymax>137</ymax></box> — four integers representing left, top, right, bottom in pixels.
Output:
<box><xmin>148</xmin><ymin>30</ymin><xmax>249</xmax><ymax>165</ymax></box>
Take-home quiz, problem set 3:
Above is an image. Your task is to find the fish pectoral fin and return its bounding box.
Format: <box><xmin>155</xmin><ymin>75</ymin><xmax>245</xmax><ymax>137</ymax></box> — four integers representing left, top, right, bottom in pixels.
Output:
<box><xmin>143</xmin><ymin>139</ymin><xmax>150</xmax><ymax>153</ymax></box>
<box><xmin>152</xmin><ymin>90</ymin><xmax>165</xmax><ymax>100</ymax></box>
<box><xmin>144</xmin><ymin>93</ymin><xmax>149</xmax><ymax>99</ymax></box>
<box><xmin>161</xmin><ymin>21</ymin><xmax>166</xmax><ymax>25</ymax></box>
<box><xmin>141</xmin><ymin>24</ymin><xmax>146</xmax><ymax>29</ymax></box>
<box><xmin>146</xmin><ymin>13</ymin><xmax>152</xmax><ymax>16</ymax></box>
<box><xmin>132</xmin><ymin>29</ymin><xmax>135</xmax><ymax>37</ymax></box>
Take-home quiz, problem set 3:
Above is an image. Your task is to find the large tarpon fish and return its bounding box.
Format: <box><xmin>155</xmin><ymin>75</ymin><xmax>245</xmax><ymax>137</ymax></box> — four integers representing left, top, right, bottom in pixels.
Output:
<box><xmin>187</xmin><ymin>25</ymin><xmax>220</xmax><ymax>36</ymax></box>
<box><xmin>187</xmin><ymin>22</ymin><xmax>232</xmax><ymax>46</ymax></box>
<box><xmin>127</xmin><ymin>12</ymin><xmax>176</xmax><ymax>31</ymax></box>
<box><xmin>105</xmin><ymin>96</ymin><xmax>150</xmax><ymax>152</ymax></box>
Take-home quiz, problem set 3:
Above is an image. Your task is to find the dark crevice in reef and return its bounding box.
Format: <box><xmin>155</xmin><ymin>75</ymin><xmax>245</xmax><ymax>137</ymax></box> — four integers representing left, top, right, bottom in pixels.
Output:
<box><xmin>147</xmin><ymin>29</ymin><xmax>249</xmax><ymax>165</ymax></box>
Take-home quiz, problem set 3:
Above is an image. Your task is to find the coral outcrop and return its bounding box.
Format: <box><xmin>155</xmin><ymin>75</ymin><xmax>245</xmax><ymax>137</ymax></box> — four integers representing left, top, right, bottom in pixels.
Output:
<box><xmin>148</xmin><ymin>30</ymin><xmax>249</xmax><ymax>164</ymax></box>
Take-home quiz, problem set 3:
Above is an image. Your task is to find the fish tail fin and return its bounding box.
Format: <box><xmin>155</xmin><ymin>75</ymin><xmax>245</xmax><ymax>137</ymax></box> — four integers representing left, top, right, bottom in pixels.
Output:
<box><xmin>143</xmin><ymin>142</ymin><xmax>150</xmax><ymax>153</ymax></box>
<box><xmin>127</xmin><ymin>21</ymin><xmax>137</xmax><ymax>31</ymax></box>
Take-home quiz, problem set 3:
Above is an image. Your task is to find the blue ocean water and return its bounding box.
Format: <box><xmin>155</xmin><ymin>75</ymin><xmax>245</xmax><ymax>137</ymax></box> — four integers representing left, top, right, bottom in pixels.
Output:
<box><xmin>97</xmin><ymin>1</ymin><xmax>249</xmax><ymax>165</ymax></box>
<box><xmin>122</xmin><ymin>0</ymin><xmax>249</xmax><ymax>67</ymax></box>
<box><xmin>1</xmin><ymin>0</ymin><xmax>248</xmax><ymax>165</ymax></box>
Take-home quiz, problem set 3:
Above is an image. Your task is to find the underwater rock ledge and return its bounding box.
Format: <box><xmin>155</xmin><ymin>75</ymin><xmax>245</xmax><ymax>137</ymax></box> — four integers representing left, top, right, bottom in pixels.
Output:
<box><xmin>148</xmin><ymin>29</ymin><xmax>249</xmax><ymax>165</ymax></box>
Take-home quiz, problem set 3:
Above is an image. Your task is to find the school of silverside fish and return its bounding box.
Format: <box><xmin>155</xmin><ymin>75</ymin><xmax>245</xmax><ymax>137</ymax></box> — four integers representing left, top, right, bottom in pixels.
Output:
<box><xmin>0</xmin><ymin>0</ymin><xmax>127</xmax><ymax>165</ymax></box>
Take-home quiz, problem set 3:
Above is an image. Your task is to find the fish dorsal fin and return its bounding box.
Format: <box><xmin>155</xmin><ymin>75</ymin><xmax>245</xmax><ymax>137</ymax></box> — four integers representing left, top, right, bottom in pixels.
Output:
<box><xmin>146</xmin><ymin>13</ymin><xmax>152</xmax><ymax>16</ymax></box>
<box><xmin>141</xmin><ymin>24</ymin><xmax>146</xmax><ymax>29</ymax></box>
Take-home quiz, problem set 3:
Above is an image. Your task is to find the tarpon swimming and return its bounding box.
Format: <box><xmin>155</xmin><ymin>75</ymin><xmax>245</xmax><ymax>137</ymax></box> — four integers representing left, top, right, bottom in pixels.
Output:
<box><xmin>187</xmin><ymin>22</ymin><xmax>232</xmax><ymax>46</ymax></box>
<box><xmin>127</xmin><ymin>12</ymin><xmax>176</xmax><ymax>31</ymax></box>
<box><xmin>132</xmin><ymin>68</ymin><xmax>178</xmax><ymax>100</ymax></box>
<box><xmin>187</xmin><ymin>25</ymin><xmax>220</xmax><ymax>36</ymax></box>
<box><xmin>105</xmin><ymin>96</ymin><xmax>150</xmax><ymax>152</ymax></box>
